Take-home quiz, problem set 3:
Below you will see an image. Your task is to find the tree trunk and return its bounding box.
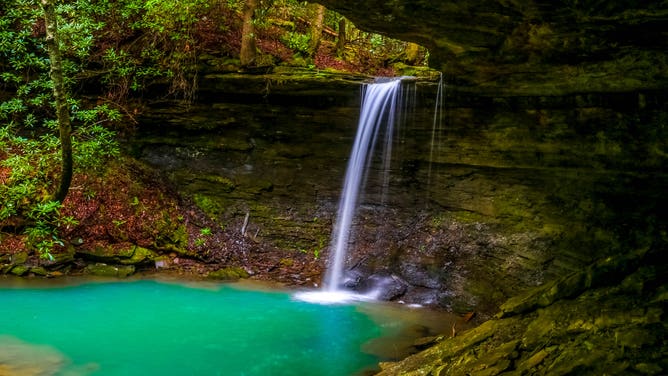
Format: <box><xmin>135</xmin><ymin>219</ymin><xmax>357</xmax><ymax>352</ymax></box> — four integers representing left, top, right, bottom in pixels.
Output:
<box><xmin>307</xmin><ymin>4</ymin><xmax>326</xmax><ymax>58</ymax></box>
<box><xmin>240</xmin><ymin>0</ymin><xmax>259</xmax><ymax>67</ymax></box>
<box><xmin>336</xmin><ymin>18</ymin><xmax>346</xmax><ymax>57</ymax></box>
<box><xmin>40</xmin><ymin>0</ymin><xmax>72</xmax><ymax>203</ymax></box>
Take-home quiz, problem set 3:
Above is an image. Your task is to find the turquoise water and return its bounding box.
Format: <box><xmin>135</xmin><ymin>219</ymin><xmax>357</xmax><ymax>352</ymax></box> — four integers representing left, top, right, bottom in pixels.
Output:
<box><xmin>0</xmin><ymin>280</ymin><xmax>390</xmax><ymax>376</ymax></box>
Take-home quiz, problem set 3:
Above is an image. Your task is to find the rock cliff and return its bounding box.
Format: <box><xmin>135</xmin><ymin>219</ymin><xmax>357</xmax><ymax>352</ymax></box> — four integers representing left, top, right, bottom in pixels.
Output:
<box><xmin>132</xmin><ymin>68</ymin><xmax>666</xmax><ymax>318</ymax></box>
<box><xmin>314</xmin><ymin>0</ymin><xmax>668</xmax><ymax>95</ymax></box>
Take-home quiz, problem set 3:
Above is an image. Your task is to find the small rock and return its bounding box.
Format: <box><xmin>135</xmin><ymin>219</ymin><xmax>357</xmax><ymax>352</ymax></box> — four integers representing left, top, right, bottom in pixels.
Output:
<box><xmin>207</xmin><ymin>266</ymin><xmax>250</xmax><ymax>281</ymax></box>
<box><xmin>29</xmin><ymin>266</ymin><xmax>49</xmax><ymax>276</ymax></box>
<box><xmin>1</xmin><ymin>264</ymin><xmax>14</xmax><ymax>274</ymax></box>
<box><xmin>10</xmin><ymin>252</ymin><xmax>28</xmax><ymax>265</ymax></box>
<box><xmin>154</xmin><ymin>257</ymin><xmax>169</xmax><ymax>269</ymax></box>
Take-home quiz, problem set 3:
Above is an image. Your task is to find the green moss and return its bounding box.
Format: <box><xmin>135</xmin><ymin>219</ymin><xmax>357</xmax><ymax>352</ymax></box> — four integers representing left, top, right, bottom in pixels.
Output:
<box><xmin>391</xmin><ymin>63</ymin><xmax>440</xmax><ymax>78</ymax></box>
<box><xmin>80</xmin><ymin>245</ymin><xmax>130</xmax><ymax>259</ymax></box>
<box><xmin>84</xmin><ymin>263</ymin><xmax>135</xmax><ymax>277</ymax></box>
<box><xmin>10</xmin><ymin>252</ymin><xmax>29</xmax><ymax>265</ymax></box>
<box><xmin>207</xmin><ymin>266</ymin><xmax>249</xmax><ymax>281</ymax></box>
<box><xmin>447</xmin><ymin>210</ymin><xmax>488</xmax><ymax>225</ymax></box>
<box><xmin>172</xmin><ymin>224</ymin><xmax>189</xmax><ymax>246</ymax></box>
<box><xmin>279</xmin><ymin>258</ymin><xmax>294</xmax><ymax>267</ymax></box>
<box><xmin>9</xmin><ymin>265</ymin><xmax>29</xmax><ymax>276</ymax></box>
<box><xmin>235</xmin><ymin>175</ymin><xmax>273</xmax><ymax>195</ymax></box>
<box><xmin>78</xmin><ymin>245</ymin><xmax>158</xmax><ymax>265</ymax></box>
<box><xmin>193</xmin><ymin>194</ymin><xmax>225</xmax><ymax>217</ymax></box>
<box><xmin>121</xmin><ymin>246</ymin><xmax>158</xmax><ymax>265</ymax></box>
<box><xmin>540</xmin><ymin>223</ymin><xmax>565</xmax><ymax>237</ymax></box>
<box><xmin>29</xmin><ymin>266</ymin><xmax>49</xmax><ymax>276</ymax></box>
<box><xmin>200</xmin><ymin>175</ymin><xmax>236</xmax><ymax>192</ymax></box>
<box><xmin>152</xmin><ymin>211</ymin><xmax>189</xmax><ymax>250</ymax></box>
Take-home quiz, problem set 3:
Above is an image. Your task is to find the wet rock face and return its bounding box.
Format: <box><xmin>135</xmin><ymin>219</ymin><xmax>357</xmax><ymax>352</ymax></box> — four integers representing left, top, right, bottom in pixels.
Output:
<box><xmin>315</xmin><ymin>0</ymin><xmax>668</xmax><ymax>93</ymax></box>
<box><xmin>132</xmin><ymin>71</ymin><xmax>667</xmax><ymax>315</ymax></box>
<box><xmin>377</xmin><ymin>248</ymin><xmax>668</xmax><ymax>375</ymax></box>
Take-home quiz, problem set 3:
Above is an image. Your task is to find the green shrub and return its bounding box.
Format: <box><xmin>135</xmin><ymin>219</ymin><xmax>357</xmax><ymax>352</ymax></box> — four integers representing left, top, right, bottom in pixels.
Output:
<box><xmin>281</xmin><ymin>31</ymin><xmax>311</xmax><ymax>56</ymax></box>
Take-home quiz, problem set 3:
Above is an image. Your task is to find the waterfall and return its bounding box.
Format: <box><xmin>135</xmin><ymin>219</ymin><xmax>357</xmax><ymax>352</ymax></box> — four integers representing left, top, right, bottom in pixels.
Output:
<box><xmin>323</xmin><ymin>78</ymin><xmax>406</xmax><ymax>292</ymax></box>
<box><xmin>427</xmin><ymin>72</ymin><xmax>445</xmax><ymax>190</ymax></box>
<box><xmin>294</xmin><ymin>76</ymin><xmax>426</xmax><ymax>304</ymax></box>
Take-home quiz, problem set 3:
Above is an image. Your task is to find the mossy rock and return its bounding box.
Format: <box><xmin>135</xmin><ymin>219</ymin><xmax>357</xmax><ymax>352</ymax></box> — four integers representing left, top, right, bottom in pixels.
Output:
<box><xmin>29</xmin><ymin>266</ymin><xmax>49</xmax><ymax>276</ymax></box>
<box><xmin>49</xmin><ymin>250</ymin><xmax>75</xmax><ymax>265</ymax></box>
<box><xmin>498</xmin><ymin>248</ymin><xmax>649</xmax><ymax>318</ymax></box>
<box><xmin>84</xmin><ymin>263</ymin><xmax>135</xmax><ymax>278</ymax></box>
<box><xmin>188</xmin><ymin>175</ymin><xmax>237</xmax><ymax>193</ymax></box>
<box><xmin>9</xmin><ymin>265</ymin><xmax>29</xmax><ymax>276</ymax></box>
<box><xmin>207</xmin><ymin>267</ymin><xmax>249</xmax><ymax>281</ymax></box>
<box><xmin>193</xmin><ymin>194</ymin><xmax>226</xmax><ymax>217</ymax></box>
<box><xmin>77</xmin><ymin>245</ymin><xmax>132</xmax><ymax>260</ymax></box>
<box><xmin>10</xmin><ymin>252</ymin><xmax>29</xmax><ymax>265</ymax></box>
<box><xmin>118</xmin><ymin>246</ymin><xmax>158</xmax><ymax>265</ymax></box>
<box><xmin>42</xmin><ymin>248</ymin><xmax>76</xmax><ymax>269</ymax></box>
<box><xmin>171</xmin><ymin>225</ymin><xmax>189</xmax><ymax>246</ymax></box>
<box><xmin>152</xmin><ymin>212</ymin><xmax>190</xmax><ymax>253</ymax></box>
<box><xmin>234</xmin><ymin>175</ymin><xmax>274</xmax><ymax>195</ymax></box>
<box><xmin>77</xmin><ymin>245</ymin><xmax>158</xmax><ymax>265</ymax></box>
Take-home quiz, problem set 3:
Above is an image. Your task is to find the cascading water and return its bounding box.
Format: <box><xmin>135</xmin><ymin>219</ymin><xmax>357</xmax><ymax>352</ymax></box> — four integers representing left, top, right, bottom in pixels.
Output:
<box><xmin>427</xmin><ymin>72</ymin><xmax>445</xmax><ymax>190</ymax></box>
<box><xmin>324</xmin><ymin>78</ymin><xmax>406</xmax><ymax>292</ymax></box>
<box><xmin>295</xmin><ymin>76</ymin><xmax>427</xmax><ymax>304</ymax></box>
<box><xmin>295</xmin><ymin>78</ymin><xmax>407</xmax><ymax>304</ymax></box>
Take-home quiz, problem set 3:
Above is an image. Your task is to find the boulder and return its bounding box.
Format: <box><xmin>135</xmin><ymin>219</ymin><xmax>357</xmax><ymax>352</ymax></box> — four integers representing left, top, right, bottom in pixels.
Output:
<box><xmin>207</xmin><ymin>266</ymin><xmax>250</xmax><ymax>281</ymax></box>
<box><xmin>9</xmin><ymin>252</ymin><xmax>28</xmax><ymax>265</ymax></box>
<box><xmin>8</xmin><ymin>265</ymin><xmax>29</xmax><ymax>276</ymax></box>
<box><xmin>83</xmin><ymin>263</ymin><xmax>135</xmax><ymax>278</ymax></box>
<box><xmin>76</xmin><ymin>245</ymin><xmax>158</xmax><ymax>266</ymax></box>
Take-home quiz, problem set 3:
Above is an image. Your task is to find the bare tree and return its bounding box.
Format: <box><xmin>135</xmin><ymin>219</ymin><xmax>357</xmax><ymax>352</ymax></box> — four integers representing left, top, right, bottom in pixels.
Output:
<box><xmin>40</xmin><ymin>0</ymin><xmax>73</xmax><ymax>203</ymax></box>
<box><xmin>307</xmin><ymin>4</ymin><xmax>326</xmax><ymax>58</ymax></box>
<box><xmin>240</xmin><ymin>0</ymin><xmax>259</xmax><ymax>67</ymax></box>
<box><xmin>336</xmin><ymin>18</ymin><xmax>346</xmax><ymax>57</ymax></box>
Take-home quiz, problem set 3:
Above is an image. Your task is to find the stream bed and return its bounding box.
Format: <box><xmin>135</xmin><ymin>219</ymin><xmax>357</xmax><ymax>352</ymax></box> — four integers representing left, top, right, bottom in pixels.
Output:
<box><xmin>0</xmin><ymin>278</ymin><xmax>459</xmax><ymax>376</ymax></box>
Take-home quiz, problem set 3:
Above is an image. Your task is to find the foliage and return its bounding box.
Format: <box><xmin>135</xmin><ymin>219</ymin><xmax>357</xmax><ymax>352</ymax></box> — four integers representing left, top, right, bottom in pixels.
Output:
<box><xmin>0</xmin><ymin>0</ymin><xmax>427</xmax><ymax>258</ymax></box>
<box><xmin>23</xmin><ymin>201</ymin><xmax>79</xmax><ymax>260</ymax></box>
<box><xmin>268</xmin><ymin>0</ymin><xmax>310</xmax><ymax>20</ymax></box>
<box><xmin>194</xmin><ymin>226</ymin><xmax>212</xmax><ymax>246</ymax></box>
<box><xmin>0</xmin><ymin>0</ymin><xmax>119</xmax><ymax>257</ymax></box>
<box><xmin>281</xmin><ymin>31</ymin><xmax>310</xmax><ymax>56</ymax></box>
<box><xmin>68</xmin><ymin>0</ymin><xmax>211</xmax><ymax>101</ymax></box>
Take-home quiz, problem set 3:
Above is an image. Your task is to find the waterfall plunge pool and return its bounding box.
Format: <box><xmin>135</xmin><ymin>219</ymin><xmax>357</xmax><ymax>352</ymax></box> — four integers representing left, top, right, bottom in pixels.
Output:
<box><xmin>0</xmin><ymin>278</ymin><xmax>461</xmax><ymax>376</ymax></box>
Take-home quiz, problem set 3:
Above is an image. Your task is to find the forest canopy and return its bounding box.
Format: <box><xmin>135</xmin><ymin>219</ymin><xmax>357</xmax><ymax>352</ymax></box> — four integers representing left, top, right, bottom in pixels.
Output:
<box><xmin>0</xmin><ymin>0</ymin><xmax>427</xmax><ymax>259</ymax></box>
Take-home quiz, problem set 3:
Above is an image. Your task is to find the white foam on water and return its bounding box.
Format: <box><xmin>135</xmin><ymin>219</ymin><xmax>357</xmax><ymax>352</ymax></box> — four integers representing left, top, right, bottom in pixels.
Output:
<box><xmin>292</xmin><ymin>290</ymin><xmax>374</xmax><ymax>305</ymax></box>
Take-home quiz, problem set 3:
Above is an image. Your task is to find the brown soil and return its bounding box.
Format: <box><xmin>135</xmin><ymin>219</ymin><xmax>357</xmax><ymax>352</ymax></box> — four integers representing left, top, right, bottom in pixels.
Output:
<box><xmin>0</xmin><ymin>156</ymin><xmax>324</xmax><ymax>286</ymax></box>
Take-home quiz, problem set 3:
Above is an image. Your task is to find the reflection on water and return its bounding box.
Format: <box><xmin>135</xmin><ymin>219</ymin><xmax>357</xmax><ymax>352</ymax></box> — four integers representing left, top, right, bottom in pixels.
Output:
<box><xmin>357</xmin><ymin>300</ymin><xmax>473</xmax><ymax>362</ymax></box>
<box><xmin>0</xmin><ymin>335</ymin><xmax>99</xmax><ymax>376</ymax></box>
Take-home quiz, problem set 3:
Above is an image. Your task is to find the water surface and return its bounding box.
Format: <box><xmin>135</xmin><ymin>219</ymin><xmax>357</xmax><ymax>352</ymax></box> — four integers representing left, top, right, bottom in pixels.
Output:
<box><xmin>0</xmin><ymin>279</ymin><xmax>404</xmax><ymax>376</ymax></box>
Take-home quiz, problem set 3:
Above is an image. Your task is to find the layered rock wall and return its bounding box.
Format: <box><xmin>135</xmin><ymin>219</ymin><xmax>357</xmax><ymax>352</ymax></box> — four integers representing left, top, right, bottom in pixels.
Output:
<box><xmin>314</xmin><ymin>0</ymin><xmax>668</xmax><ymax>95</ymax></box>
<box><xmin>132</xmin><ymin>69</ymin><xmax>666</xmax><ymax>314</ymax></box>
